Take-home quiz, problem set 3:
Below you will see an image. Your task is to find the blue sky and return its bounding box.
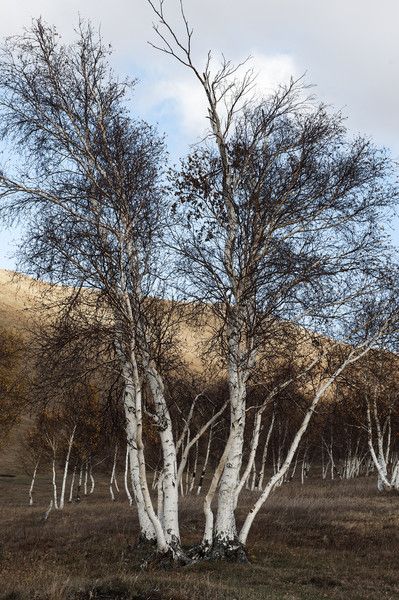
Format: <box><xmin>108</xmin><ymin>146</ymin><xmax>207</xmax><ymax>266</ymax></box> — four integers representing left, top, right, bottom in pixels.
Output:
<box><xmin>0</xmin><ymin>0</ymin><xmax>398</xmax><ymax>269</ymax></box>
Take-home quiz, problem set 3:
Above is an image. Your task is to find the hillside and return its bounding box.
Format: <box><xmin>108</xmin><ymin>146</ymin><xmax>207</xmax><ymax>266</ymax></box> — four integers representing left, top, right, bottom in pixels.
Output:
<box><xmin>0</xmin><ymin>270</ymin><xmax>216</xmax><ymax>473</ymax></box>
<box><xmin>0</xmin><ymin>268</ymin><xmax>386</xmax><ymax>476</ymax></box>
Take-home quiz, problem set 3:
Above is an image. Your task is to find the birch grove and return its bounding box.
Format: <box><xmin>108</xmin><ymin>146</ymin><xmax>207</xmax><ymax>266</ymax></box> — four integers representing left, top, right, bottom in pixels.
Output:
<box><xmin>145</xmin><ymin>0</ymin><xmax>399</xmax><ymax>559</ymax></box>
<box><xmin>0</xmin><ymin>8</ymin><xmax>399</xmax><ymax>566</ymax></box>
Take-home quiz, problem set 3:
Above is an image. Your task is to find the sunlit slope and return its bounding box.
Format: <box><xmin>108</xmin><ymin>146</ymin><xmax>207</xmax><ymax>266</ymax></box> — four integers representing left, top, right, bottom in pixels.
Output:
<box><xmin>0</xmin><ymin>269</ymin><xmax>387</xmax><ymax>475</ymax></box>
<box><xmin>0</xmin><ymin>269</ymin><xmax>211</xmax><ymax>473</ymax></box>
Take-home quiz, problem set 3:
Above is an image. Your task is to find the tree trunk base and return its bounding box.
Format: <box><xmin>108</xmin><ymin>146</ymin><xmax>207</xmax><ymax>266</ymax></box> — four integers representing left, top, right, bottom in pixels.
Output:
<box><xmin>189</xmin><ymin>538</ymin><xmax>249</xmax><ymax>563</ymax></box>
<box><xmin>141</xmin><ymin>538</ymin><xmax>192</xmax><ymax>569</ymax></box>
<box><xmin>136</xmin><ymin>533</ymin><xmax>157</xmax><ymax>547</ymax></box>
<box><xmin>208</xmin><ymin>538</ymin><xmax>249</xmax><ymax>563</ymax></box>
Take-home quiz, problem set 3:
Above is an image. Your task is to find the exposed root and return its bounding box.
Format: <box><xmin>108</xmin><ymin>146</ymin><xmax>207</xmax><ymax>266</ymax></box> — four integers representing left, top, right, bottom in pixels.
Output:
<box><xmin>186</xmin><ymin>541</ymin><xmax>211</xmax><ymax>561</ymax></box>
<box><xmin>136</xmin><ymin>533</ymin><xmax>157</xmax><ymax>547</ymax></box>
<box><xmin>140</xmin><ymin>538</ymin><xmax>192</xmax><ymax>569</ymax></box>
<box><xmin>140</xmin><ymin>536</ymin><xmax>249</xmax><ymax>569</ymax></box>
<box><xmin>191</xmin><ymin>537</ymin><xmax>249</xmax><ymax>563</ymax></box>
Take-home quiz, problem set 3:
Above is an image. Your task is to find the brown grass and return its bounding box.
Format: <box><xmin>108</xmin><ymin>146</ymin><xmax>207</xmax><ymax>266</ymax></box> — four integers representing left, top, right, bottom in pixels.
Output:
<box><xmin>1</xmin><ymin>474</ymin><xmax>399</xmax><ymax>599</ymax></box>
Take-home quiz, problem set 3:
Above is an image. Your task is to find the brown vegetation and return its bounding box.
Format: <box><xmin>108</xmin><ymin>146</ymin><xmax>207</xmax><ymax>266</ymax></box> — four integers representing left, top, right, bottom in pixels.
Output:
<box><xmin>1</xmin><ymin>473</ymin><xmax>398</xmax><ymax>600</ymax></box>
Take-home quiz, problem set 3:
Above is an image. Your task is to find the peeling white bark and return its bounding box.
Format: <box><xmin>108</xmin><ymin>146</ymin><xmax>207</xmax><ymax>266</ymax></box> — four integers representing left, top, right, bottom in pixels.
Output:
<box><xmin>235</xmin><ymin>410</ymin><xmax>263</xmax><ymax>503</ymax></box>
<box><xmin>121</xmin><ymin>354</ymin><xmax>164</xmax><ymax>547</ymax></box>
<box><xmin>109</xmin><ymin>445</ymin><xmax>117</xmax><ymax>501</ymax></box>
<box><xmin>146</xmin><ymin>361</ymin><xmax>180</xmax><ymax>546</ymax></box>
<box><xmin>213</xmin><ymin>353</ymin><xmax>247</xmax><ymax>545</ymax></box>
<box><xmin>203</xmin><ymin>433</ymin><xmax>233</xmax><ymax>547</ymax></box>
<box><xmin>366</xmin><ymin>397</ymin><xmax>397</xmax><ymax>491</ymax></box>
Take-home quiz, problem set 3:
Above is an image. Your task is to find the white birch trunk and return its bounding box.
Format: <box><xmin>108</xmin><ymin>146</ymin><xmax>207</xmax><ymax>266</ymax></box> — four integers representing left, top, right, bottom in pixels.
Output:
<box><xmin>84</xmin><ymin>459</ymin><xmax>88</xmax><ymax>496</ymax></box>
<box><xmin>202</xmin><ymin>433</ymin><xmax>233</xmax><ymax>548</ymax></box>
<box><xmin>132</xmin><ymin>376</ymin><xmax>168</xmax><ymax>551</ymax></box>
<box><xmin>69</xmin><ymin>463</ymin><xmax>77</xmax><ymax>503</ymax></box>
<box><xmin>89</xmin><ymin>458</ymin><xmax>95</xmax><ymax>494</ymax></box>
<box><xmin>120</xmin><ymin>351</ymin><xmax>168</xmax><ymax>548</ymax></box>
<box><xmin>177</xmin><ymin>401</ymin><xmax>228</xmax><ymax>486</ymax></box>
<box><xmin>110</xmin><ymin>444</ymin><xmax>118</xmax><ymax>501</ymax></box>
<box><xmin>124</xmin><ymin>445</ymin><xmax>133</xmax><ymax>506</ymax></box>
<box><xmin>59</xmin><ymin>425</ymin><xmax>76</xmax><ymax>510</ymax></box>
<box><xmin>257</xmin><ymin>411</ymin><xmax>275</xmax><ymax>490</ymax></box>
<box><xmin>122</xmin><ymin>364</ymin><xmax>159</xmax><ymax>543</ymax></box>
<box><xmin>213</xmin><ymin>350</ymin><xmax>247</xmax><ymax>551</ymax></box>
<box><xmin>189</xmin><ymin>440</ymin><xmax>199</xmax><ymax>493</ymax></box>
<box><xmin>235</xmin><ymin>410</ymin><xmax>262</xmax><ymax>503</ymax></box>
<box><xmin>185</xmin><ymin>451</ymin><xmax>190</xmax><ymax>496</ymax></box>
<box><xmin>197</xmin><ymin>425</ymin><xmax>213</xmax><ymax>495</ymax></box>
<box><xmin>29</xmin><ymin>458</ymin><xmax>40</xmax><ymax>506</ymax></box>
<box><xmin>44</xmin><ymin>499</ymin><xmax>53</xmax><ymax>521</ymax></box>
<box><xmin>146</xmin><ymin>362</ymin><xmax>180</xmax><ymax>548</ymax></box>
<box><xmin>366</xmin><ymin>398</ymin><xmax>393</xmax><ymax>491</ymax></box>
<box><xmin>239</xmin><ymin>349</ymin><xmax>370</xmax><ymax>545</ymax></box>
<box><xmin>52</xmin><ymin>458</ymin><xmax>59</xmax><ymax>510</ymax></box>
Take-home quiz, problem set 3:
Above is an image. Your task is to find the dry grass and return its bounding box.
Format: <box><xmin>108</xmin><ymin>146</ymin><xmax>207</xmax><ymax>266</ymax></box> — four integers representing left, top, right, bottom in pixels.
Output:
<box><xmin>1</xmin><ymin>474</ymin><xmax>399</xmax><ymax>599</ymax></box>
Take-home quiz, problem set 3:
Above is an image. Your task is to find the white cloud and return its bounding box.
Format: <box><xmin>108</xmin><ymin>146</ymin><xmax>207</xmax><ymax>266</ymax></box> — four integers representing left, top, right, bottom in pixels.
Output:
<box><xmin>1</xmin><ymin>0</ymin><xmax>398</xmax><ymax>262</ymax></box>
<box><xmin>140</xmin><ymin>52</ymin><xmax>297</xmax><ymax>140</ymax></box>
<box><xmin>148</xmin><ymin>76</ymin><xmax>209</xmax><ymax>138</ymax></box>
<box><xmin>0</xmin><ymin>1</ymin><xmax>398</xmax><ymax>155</ymax></box>
<box><xmin>251</xmin><ymin>52</ymin><xmax>298</xmax><ymax>94</ymax></box>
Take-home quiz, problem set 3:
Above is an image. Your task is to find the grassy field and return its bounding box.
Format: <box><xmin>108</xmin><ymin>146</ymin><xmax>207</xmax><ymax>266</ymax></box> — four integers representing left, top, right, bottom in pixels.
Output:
<box><xmin>1</xmin><ymin>473</ymin><xmax>398</xmax><ymax>599</ymax></box>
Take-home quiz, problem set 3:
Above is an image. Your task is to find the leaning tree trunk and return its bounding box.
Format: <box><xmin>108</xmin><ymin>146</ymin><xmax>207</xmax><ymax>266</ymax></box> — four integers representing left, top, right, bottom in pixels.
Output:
<box><xmin>238</xmin><ymin>349</ymin><xmax>371</xmax><ymax>546</ymax></box>
<box><xmin>109</xmin><ymin>445</ymin><xmax>118</xmax><ymax>501</ymax></box>
<box><xmin>69</xmin><ymin>463</ymin><xmax>77</xmax><ymax>503</ymax></box>
<box><xmin>257</xmin><ymin>411</ymin><xmax>275</xmax><ymax>490</ymax></box>
<box><xmin>29</xmin><ymin>458</ymin><xmax>40</xmax><ymax>506</ymax></box>
<box><xmin>51</xmin><ymin>457</ymin><xmax>59</xmax><ymax>510</ymax></box>
<box><xmin>197</xmin><ymin>425</ymin><xmax>213</xmax><ymax>495</ymax></box>
<box><xmin>59</xmin><ymin>425</ymin><xmax>76</xmax><ymax>510</ymax></box>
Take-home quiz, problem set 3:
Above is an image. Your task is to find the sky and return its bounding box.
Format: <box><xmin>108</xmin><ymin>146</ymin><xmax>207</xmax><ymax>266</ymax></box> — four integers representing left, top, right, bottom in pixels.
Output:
<box><xmin>0</xmin><ymin>0</ymin><xmax>398</xmax><ymax>269</ymax></box>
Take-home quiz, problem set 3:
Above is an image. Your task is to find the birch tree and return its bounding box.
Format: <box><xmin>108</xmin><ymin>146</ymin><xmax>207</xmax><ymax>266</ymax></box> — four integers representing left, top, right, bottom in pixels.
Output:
<box><xmin>343</xmin><ymin>349</ymin><xmax>399</xmax><ymax>490</ymax></box>
<box><xmin>0</xmin><ymin>19</ymin><xmax>193</xmax><ymax>560</ymax></box>
<box><xmin>147</xmin><ymin>0</ymin><xmax>399</xmax><ymax>559</ymax></box>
